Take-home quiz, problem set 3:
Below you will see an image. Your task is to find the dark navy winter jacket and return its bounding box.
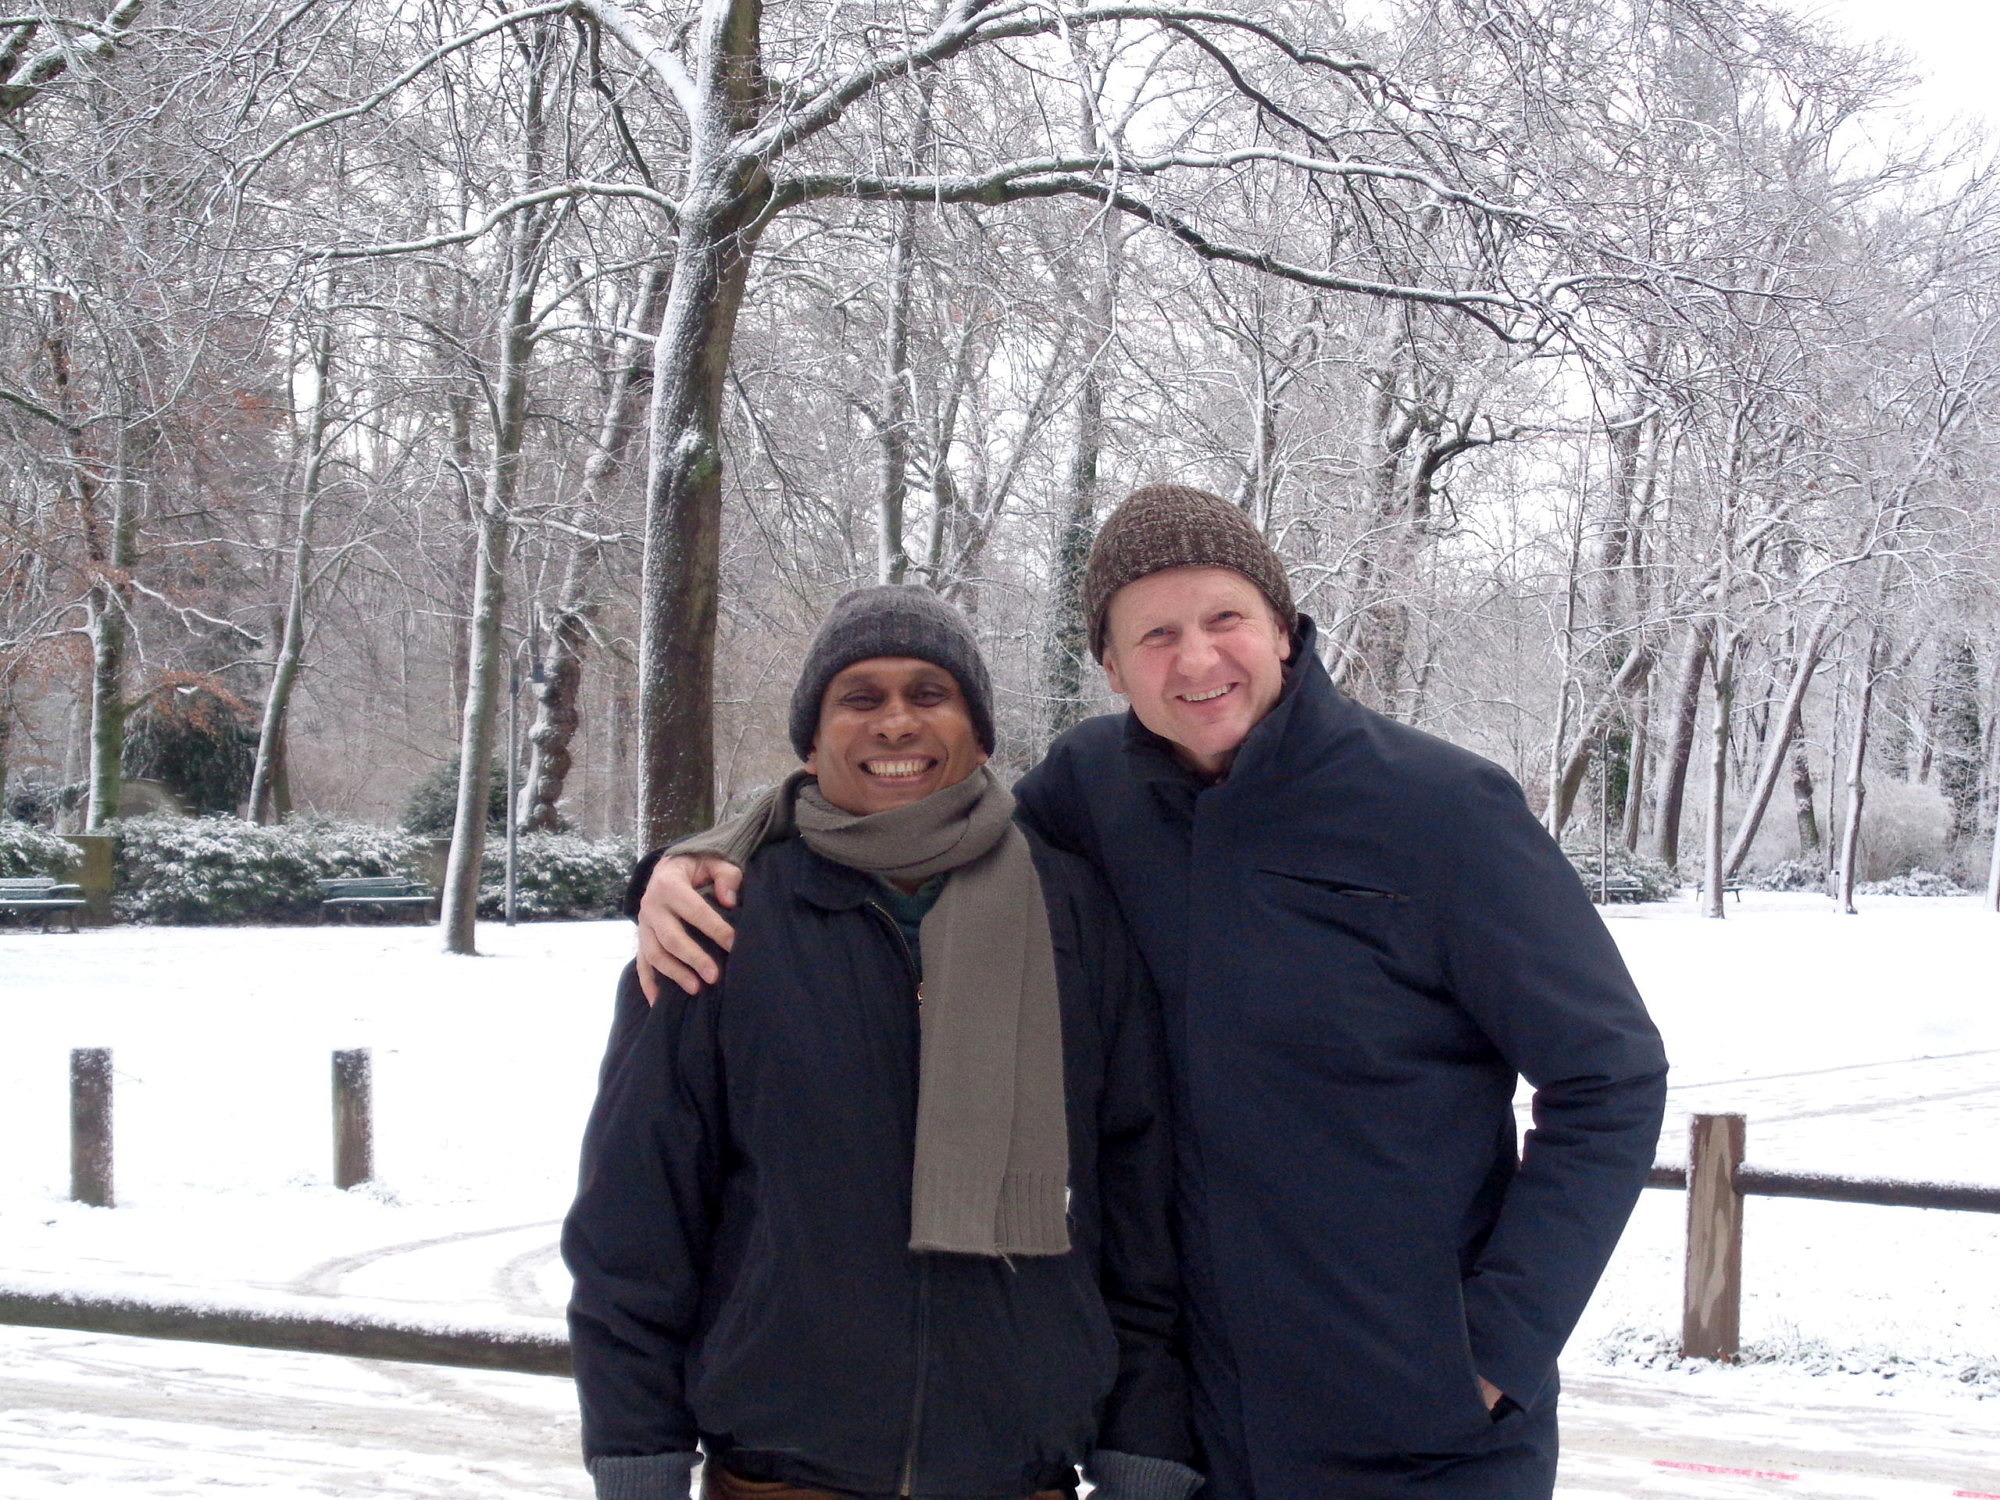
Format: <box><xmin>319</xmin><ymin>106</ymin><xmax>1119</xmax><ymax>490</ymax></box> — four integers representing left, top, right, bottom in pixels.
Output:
<box><xmin>1014</xmin><ymin>621</ymin><xmax>1669</xmax><ymax>1499</ymax></box>
<box><xmin>565</xmin><ymin>829</ymin><xmax>1193</xmax><ymax>1500</ymax></box>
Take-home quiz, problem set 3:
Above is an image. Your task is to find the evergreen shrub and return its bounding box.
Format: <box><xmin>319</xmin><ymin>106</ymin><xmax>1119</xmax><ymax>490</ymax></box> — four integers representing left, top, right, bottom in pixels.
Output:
<box><xmin>0</xmin><ymin>820</ymin><xmax>80</xmax><ymax>878</ymax></box>
<box><xmin>111</xmin><ymin>815</ymin><xmax>426</xmax><ymax>924</ymax></box>
<box><xmin>401</xmin><ymin>757</ymin><xmax>506</xmax><ymax>836</ymax></box>
<box><xmin>1562</xmin><ymin>843</ymin><xmax>1677</xmax><ymax>901</ymax></box>
<box><xmin>478</xmin><ymin>831</ymin><xmax>632</xmax><ymax>920</ymax></box>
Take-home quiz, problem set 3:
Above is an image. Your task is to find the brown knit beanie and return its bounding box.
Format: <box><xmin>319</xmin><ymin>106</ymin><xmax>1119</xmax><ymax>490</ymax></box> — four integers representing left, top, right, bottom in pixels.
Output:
<box><xmin>1082</xmin><ymin>484</ymin><xmax>1297</xmax><ymax>660</ymax></box>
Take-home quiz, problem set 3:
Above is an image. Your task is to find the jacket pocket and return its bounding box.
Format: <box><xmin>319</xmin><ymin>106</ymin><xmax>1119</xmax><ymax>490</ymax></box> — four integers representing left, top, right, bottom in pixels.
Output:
<box><xmin>1254</xmin><ymin>866</ymin><xmax>1408</xmax><ymax>902</ymax></box>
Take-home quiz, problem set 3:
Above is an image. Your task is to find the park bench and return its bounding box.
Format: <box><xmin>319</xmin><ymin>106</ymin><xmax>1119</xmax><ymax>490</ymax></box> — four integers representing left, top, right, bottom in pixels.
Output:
<box><xmin>318</xmin><ymin>876</ymin><xmax>436</xmax><ymax>923</ymax></box>
<box><xmin>0</xmin><ymin>876</ymin><xmax>89</xmax><ymax>931</ymax></box>
<box><xmin>1693</xmin><ymin>879</ymin><xmax>1744</xmax><ymax>903</ymax></box>
<box><xmin>1587</xmin><ymin>874</ymin><xmax>1648</xmax><ymax>904</ymax></box>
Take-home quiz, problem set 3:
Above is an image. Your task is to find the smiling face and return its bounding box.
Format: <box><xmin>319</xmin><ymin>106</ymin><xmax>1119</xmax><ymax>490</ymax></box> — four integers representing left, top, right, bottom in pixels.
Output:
<box><xmin>1101</xmin><ymin>565</ymin><xmax>1293</xmax><ymax>779</ymax></box>
<box><xmin>805</xmin><ymin>656</ymin><xmax>990</xmax><ymax>816</ymax></box>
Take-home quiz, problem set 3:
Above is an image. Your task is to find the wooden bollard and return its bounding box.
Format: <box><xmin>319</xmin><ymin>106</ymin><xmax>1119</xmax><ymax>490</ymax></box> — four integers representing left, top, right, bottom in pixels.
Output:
<box><xmin>1681</xmin><ymin>1112</ymin><xmax>1745</xmax><ymax>1361</ymax></box>
<box><xmin>332</xmin><ymin>1049</ymin><xmax>373</xmax><ymax>1189</ymax></box>
<box><xmin>70</xmin><ymin>1048</ymin><xmax>114</xmax><ymax>1207</ymax></box>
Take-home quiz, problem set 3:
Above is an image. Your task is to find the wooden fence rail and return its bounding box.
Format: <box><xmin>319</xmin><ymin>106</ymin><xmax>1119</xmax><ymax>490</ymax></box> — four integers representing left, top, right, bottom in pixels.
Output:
<box><xmin>1648</xmin><ymin>1112</ymin><xmax>2000</xmax><ymax>1363</ymax></box>
<box><xmin>42</xmin><ymin>1074</ymin><xmax>2000</xmax><ymax>1375</ymax></box>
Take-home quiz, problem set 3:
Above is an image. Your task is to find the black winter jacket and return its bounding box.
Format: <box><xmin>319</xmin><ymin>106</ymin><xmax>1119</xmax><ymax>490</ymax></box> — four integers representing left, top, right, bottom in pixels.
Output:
<box><xmin>565</xmin><ymin>828</ymin><xmax>1192</xmax><ymax>1500</ymax></box>
<box><xmin>1014</xmin><ymin>620</ymin><xmax>1669</xmax><ymax>1500</ymax></box>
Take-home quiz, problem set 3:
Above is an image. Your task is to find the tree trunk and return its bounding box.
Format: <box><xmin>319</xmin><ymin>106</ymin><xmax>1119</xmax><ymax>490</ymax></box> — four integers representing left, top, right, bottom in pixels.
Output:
<box><xmin>632</xmin><ymin>0</ymin><xmax>771</xmax><ymax>850</ymax></box>
<box><xmin>1984</xmin><ymin>689</ymin><xmax>1999</xmax><ymax>914</ymax></box>
<box><xmin>1621</xmin><ymin>679</ymin><xmax>1650</xmax><ymax>850</ymax></box>
<box><xmin>1720</xmin><ymin>603</ymin><xmax>1835</xmax><ymax>876</ymax></box>
<box><xmin>1836</xmin><ymin>633</ymin><xmax>1884</xmax><ymax>915</ymax></box>
<box><xmin>1702</xmin><ymin>631</ymin><xmax>1737</xmax><ymax>919</ymax></box>
<box><xmin>519</xmin><ymin>263</ymin><xmax>668</xmax><ymax>832</ymax></box>
<box><xmin>84</xmin><ymin>432</ymin><xmax>143</xmax><ymax>830</ymax></box>
<box><xmin>1040</xmin><ymin>362</ymin><xmax>1103</xmax><ymax>746</ymax></box>
<box><xmin>1653</xmin><ymin>624</ymin><xmax>1708</xmax><ymax>870</ymax></box>
<box><xmin>875</xmin><ymin>196</ymin><xmax>918</xmax><ymax>586</ymax></box>
<box><xmin>635</xmin><ymin>186</ymin><xmax>770</xmax><ymax>848</ymax></box>
<box><xmin>84</xmin><ymin>584</ymin><xmax>128</xmax><ymax>829</ymax></box>
<box><xmin>1791</xmin><ymin>750</ymin><xmax>1820</xmax><ymax>855</ymax></box>
<box><xmin>1546</xmin><ymin>642</ymin><xmax>1653</xmax><ymax>836</ymax></box>
<box><xmin>522</xmin><ymin>592</ymin><xmax>587</xmax><ymax>832</ymax></box>
<box><xmin>442</xmin><ymin>35</ymin><xmax>556</xmax><ymax>954</ymax></box>
<box><xmin>248</xmin><ymin>323</ymin><xmax>334</xmax><ymax>823</ymax></box>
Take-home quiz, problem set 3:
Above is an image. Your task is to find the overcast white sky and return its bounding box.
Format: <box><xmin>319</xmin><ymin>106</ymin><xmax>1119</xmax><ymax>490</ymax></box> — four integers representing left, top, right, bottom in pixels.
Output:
<box><xmin>1807</xmin><ymin>0</ymin><xmax>2000</xmax><ymax>131</ymax></box>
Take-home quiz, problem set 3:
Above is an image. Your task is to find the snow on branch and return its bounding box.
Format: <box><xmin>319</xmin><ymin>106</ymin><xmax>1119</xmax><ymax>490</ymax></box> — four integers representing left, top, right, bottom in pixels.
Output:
<box><xmin>745</xmin><ymin>1</ymin><xmax>1386</xmax><ymax>164</ymax></box>
<box><xmin>230</xmin><ymin>1</ymin><xmax>579</xmax><ymax>187</ymax></box>
<box><xmin>778</xmin><ymin>168</ymin><xmax>1534</xmax><ymax>335</ymax></box>
<box><xmin>572</xmin><ymin>0</ymin><xmax>700</xmax><ymax>123</ymax></box>
<box><xmin>313</xmin><ymin>181</ymin><xmax>677</xmax><ymax>261</ymax></box>
<box><xmin>0</xmin><ymin>0</ymin><xmax>142</xmax><ymax>122</ymax></box>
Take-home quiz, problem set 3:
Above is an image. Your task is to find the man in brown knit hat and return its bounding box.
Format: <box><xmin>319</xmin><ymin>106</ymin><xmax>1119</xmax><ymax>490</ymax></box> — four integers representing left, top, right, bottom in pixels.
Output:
<box><xmin>632</xmin><ymin>486</ymin><xmax>1667</xmax><ymax>1500</ymax></box>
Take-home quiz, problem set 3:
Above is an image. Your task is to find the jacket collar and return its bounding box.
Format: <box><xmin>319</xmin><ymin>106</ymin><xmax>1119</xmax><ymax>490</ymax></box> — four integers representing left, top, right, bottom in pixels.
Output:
<box><xmin>791</xmin><ymin>840</ymin><xmax>888</xmax><ymax>913</ymax></box>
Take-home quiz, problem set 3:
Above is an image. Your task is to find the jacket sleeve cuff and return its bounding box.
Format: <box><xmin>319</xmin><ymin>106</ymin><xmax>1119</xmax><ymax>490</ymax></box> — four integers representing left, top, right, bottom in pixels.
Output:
<box><xmin>1085</xmin><ymin>1449</ymin><xmax>1204</xmax><ymax>1500</ymax></box>
<box><xmin>587</xmin><ymin>1451</ymin><xmax>699</xmax><ymax>1500</ymax></box>
<box><xmin>624</xmin><ymin>849</ymin><xmax>667</xmax><ymax>920</ymax></box>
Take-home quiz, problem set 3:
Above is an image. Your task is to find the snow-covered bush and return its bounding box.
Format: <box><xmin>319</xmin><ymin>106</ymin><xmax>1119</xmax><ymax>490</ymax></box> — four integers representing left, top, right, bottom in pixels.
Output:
<box><xmin>1855</xmin><ymin>867</ymin><xmax>1968</xmax><ymax>897</ymax></box>
<box><xmin>479</xmin><ymin>831</ymin><xmax>631</xmax><ymax>920</ymax></box>
<box><xmin>1746</xmin><ymin>857</ymin><xmax>1825</xmax><ymax>892</ymax></box>
<box><xmin>112</xmin><ymin>815</ymin><xmax>427</xmax><ymax>924</ymax></box>
<box><xmin>0</xmin><ymin>820</ymin><xmax>80</xmax><ymax>878</ymax></box>
<box><xmin>1562</xmin><ymin>844</ymin><xmax>1677</xmax><ymax>901</ymax></box>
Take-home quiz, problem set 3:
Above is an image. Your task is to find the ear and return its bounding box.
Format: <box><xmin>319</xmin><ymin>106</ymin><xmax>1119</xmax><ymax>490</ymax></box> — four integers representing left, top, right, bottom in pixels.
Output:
<box><xmin>1101</xmin><ymin>648</ymin><xmax>1130</xmax><ymax>698</ymax></box>
<box><xmin>804</xmin><ymin>746</ymin><xmax>820</xmax><ymax>776</ymax></box>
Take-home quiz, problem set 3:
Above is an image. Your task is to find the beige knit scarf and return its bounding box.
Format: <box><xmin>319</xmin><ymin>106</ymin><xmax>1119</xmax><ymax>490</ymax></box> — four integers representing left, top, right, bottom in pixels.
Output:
<box><xmin>784</xmin><ymin>768</ymin><xmax>1071</xmax><ymax>1257</ymax></box>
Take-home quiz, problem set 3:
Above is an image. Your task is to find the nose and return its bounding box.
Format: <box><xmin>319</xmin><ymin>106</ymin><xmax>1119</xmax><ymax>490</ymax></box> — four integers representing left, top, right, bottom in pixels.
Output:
<box><xmin>1172</xmin><ymin>629</ymin><xmax>1221</xmax><ymax>682</ymax></box>
<box><xmin>873</xmin><ymin>695</ymin><xmax>920</xmax><ymax>741</ymax></box>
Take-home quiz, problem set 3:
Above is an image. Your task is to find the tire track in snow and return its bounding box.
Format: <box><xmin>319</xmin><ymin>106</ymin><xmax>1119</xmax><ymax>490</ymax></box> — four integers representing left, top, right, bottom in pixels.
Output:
<box><xmin>495</xmin><ymin>1239</ymin><xmax>565</xmax><ymax>1319</ymax></box>
<box><xmin>1664</xmin><ymin>1049</ymin><xmax>2000</xmax><ymax>1095</ymax></box>
<box><xmin>288</xmin><ymin>1219</ymin><xmax>559</xmax><ymax>1298</ymax></box>
<box><xmin>283</xmin><ymin>1220</ymin><xmax>573</xmax><ymax>1434</ymax></box>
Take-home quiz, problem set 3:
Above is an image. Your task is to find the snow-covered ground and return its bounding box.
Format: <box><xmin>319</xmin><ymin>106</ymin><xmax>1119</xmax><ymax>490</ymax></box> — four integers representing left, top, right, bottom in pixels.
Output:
<box><xmin>1</xmin><ymin>894</ymin><xmax>1996</xmax><ymax>1497</ymax></box>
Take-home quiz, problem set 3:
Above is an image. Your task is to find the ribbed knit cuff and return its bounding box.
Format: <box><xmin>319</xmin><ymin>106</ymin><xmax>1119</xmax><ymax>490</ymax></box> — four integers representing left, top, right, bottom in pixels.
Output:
<box><xmin>587</xmin><ymin>1451</ymin><xmax>699</xmax><ymax>1500</ymax></box>
<box><xmin>1084</xmin><ymin>1449</ymin><xmax>1204</xmax><ymax>1500</ymax></box>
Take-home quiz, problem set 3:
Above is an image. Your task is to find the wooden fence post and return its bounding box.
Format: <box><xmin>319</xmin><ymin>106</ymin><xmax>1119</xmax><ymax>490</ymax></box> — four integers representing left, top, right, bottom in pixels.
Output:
<box><xmin>1681</xmin><ymin>1112</ymin><xmax>1745</xmax><ymax>1361</ymax></box>
<box><xmin>332</xmin><ymin>1049</ymin><xmax>373</xmax><ymax>1189</ymax></box>
<box><xmin>70</xmin><ymin>1048</ymin><xmax>113</xmax><ymax>1207</ymax></box>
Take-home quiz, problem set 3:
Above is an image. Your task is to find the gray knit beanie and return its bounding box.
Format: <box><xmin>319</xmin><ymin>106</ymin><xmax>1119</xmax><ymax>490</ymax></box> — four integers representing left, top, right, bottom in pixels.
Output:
<box><xmin>789</xmin><ymin>585</ymin><xmax>995</xmax><ymax>759</ymax></box>
<box><xmin>1082</xmin><ymin>483</ymin><xmax>1297</xmax><ymax>660</ymax></box>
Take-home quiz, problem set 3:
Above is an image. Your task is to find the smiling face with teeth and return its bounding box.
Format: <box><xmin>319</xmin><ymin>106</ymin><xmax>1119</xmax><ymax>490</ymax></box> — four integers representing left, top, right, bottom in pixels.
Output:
<box><xmin>805</xmin><ymin>656</ymin><xmax>990</xmax><ymax>816</ymax></box>
<box><xmin>1102</xmin><ymin>565</ymin><xmax>1293</xmax><ymax>780</ymax></box>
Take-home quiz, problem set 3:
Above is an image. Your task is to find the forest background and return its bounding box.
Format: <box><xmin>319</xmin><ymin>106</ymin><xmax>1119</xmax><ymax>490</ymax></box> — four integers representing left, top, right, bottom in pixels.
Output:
<box><xmin>3</xmin><ymin>0</ymin><xmax>1997</xmax><ymax>949</ymax></box>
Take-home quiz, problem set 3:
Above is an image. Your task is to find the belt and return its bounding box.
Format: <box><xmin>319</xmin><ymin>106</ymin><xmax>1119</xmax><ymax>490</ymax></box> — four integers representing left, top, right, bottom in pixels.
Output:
<box><xmin>702</xmin><ymin>1465</ymin><xmax>1069</xmax><ymax>1500</ymax></box>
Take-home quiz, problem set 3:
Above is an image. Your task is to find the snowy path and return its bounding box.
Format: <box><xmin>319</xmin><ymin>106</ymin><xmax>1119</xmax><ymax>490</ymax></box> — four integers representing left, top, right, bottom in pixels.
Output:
<box><xmin>2</xmin><ymin>900</ymin><xmax>1996</xmax><ymax>1495</ymax></box>
<box><xmin>6</xmin><ymin>1322</ymin><xmax>1997</xmax><ymax>1499</ymax></box>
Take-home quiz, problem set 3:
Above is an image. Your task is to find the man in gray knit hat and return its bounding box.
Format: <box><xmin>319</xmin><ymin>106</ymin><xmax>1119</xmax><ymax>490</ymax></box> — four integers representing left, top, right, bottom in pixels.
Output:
<box><xmin>569</xmin><ymin>584</ymin><xmax>1197</xmax><ymax>1500</ymax></box>
<box><xmin>634</xmin><ymin>497</ymin><xmax>1667</xmax><ymax>1500</ymax></box>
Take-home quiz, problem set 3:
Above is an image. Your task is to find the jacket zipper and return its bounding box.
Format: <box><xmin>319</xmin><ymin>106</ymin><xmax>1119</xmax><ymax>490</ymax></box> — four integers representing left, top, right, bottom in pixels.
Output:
<box><xmin>900</xmin><ymin>1254</ymin><xmax>932</xmax><ymax>1497</ymax></box>
<box><xmin>865</xmin><ymin>900</ymin><xmax>929</xmax><ymax>1498</ymax></box>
